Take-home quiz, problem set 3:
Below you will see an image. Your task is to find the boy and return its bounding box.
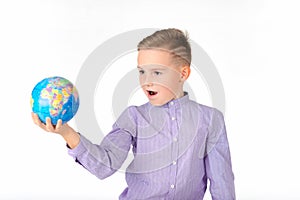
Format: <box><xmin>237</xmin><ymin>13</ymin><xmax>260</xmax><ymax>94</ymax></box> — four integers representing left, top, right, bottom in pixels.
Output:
<box><xmin>32</xmin><ymin>28</ymin><xmax>235</xmax><ymax>199</ymax></box>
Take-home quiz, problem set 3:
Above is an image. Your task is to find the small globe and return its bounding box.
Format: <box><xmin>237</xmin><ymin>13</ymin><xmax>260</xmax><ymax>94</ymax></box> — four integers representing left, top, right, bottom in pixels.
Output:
<box><xmin>31</xmin><ymin>76</ymin><xmax>79</xmax><ymax>125</ymax></box>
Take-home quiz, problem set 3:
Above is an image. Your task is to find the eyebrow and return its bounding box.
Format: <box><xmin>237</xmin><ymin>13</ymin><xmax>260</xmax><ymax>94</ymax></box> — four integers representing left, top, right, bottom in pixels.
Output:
<box><xmin>137</xmin><ymin>65</ymin><xmax>167</xmax><ymax>71</ymax></box>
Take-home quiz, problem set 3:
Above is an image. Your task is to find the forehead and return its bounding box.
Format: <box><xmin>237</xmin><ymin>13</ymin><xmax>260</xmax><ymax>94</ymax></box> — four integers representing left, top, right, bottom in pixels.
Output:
<box><xmin>137</xmin><ymin>49</ymin><xmax>173</xmax><ymax>66</ymax></box>
<box><xmin>137</xmin><ymin>64</ymin><xmax>168</xmax><ymax>72</ymax></box>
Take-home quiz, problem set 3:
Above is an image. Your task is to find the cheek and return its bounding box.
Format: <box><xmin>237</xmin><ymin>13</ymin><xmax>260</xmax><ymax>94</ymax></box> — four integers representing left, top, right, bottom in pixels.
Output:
<box><xmin>156</xmin><ymin>81</ymin><xmax>180</xmax><ymax>96</ymax></box>
<box><xmin>160</xmin><ymin>86</ymin><xmax>175</xmax><ymax>95</ymax></box>
<box><xmin>157</xmin><ymin>72</ymin><xmax>180</xmax><ymax>88</ymax></box>
<box><xmin>139</xmin><ymin>76</ymin><xmax>145</xmax><ymax>85</ymax></box>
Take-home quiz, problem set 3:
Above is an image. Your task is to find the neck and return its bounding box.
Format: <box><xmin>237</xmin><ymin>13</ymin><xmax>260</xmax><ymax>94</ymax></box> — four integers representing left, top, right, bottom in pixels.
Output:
<box><xmin>174</xmin><ymin>90</ymin><xmax>184</xmax><ymax>99</ymax></box>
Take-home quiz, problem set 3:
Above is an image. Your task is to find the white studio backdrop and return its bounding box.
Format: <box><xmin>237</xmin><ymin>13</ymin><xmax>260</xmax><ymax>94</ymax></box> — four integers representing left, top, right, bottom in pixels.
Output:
<box><xmin>0</xmin><ymin>0</ymin><xmax>300</xmax><ymax>199</ymax></box>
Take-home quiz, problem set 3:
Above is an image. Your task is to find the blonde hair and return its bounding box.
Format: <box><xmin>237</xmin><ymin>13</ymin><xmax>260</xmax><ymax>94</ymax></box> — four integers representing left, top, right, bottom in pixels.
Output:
<box><xmin>137</xmin><ymin>28</ymin><xmax>192</xmax><ymax>66</ymax></box>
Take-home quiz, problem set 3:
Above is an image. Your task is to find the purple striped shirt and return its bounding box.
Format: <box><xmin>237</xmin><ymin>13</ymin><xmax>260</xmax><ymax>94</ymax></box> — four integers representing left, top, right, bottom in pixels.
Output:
<box><xmin>68</xmin><ymin>93</ymin><xmax>235</xmax><ymax>199</ymax></box>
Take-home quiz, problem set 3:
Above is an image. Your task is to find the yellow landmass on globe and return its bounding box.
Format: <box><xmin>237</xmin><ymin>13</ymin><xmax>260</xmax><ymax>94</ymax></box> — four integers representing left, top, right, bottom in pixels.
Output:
<box><xmin>30</xmin><ymin>96</ymin><xmax>34</xmax><ymax>108</ymax></box>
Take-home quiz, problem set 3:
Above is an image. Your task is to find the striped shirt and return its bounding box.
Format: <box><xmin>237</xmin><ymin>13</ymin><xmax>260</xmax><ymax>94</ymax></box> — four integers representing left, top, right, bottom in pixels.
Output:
<box><xmin>68</xmin><ymin>93</ymin><xmax>235</xmax><ymax>199</ymax></box>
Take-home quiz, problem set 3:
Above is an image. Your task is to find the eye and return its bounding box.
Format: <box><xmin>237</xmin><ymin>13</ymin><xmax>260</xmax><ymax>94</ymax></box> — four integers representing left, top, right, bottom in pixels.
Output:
<box><xmin>154</xmin><ymin>71</ymin><xmax>162</xmax><ymax>75</ymax></box>
<box><xmin>139</xmin><ymin>69</ymin><xmax>145</xmax><ymax>75</ymax></box>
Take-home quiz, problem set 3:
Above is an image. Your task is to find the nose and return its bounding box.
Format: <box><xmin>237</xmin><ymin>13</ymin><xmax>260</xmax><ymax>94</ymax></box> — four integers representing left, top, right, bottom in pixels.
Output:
<box><xmin>146</xmin><ymin>82</ymin><xmax>153</xmax><ymax>87</ymax></box>
<box><xmin>140</xmin><ymin>74</ymin><xmax>154</xmax><ymax>87</ymax></box>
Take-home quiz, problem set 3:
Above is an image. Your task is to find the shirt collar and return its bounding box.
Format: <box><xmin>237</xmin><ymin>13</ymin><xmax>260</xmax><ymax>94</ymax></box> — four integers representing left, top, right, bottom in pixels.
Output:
<box><xmin>147</xmin><ymin>91</ymin><xmax>190</xmax><ymax>108</ymax></box>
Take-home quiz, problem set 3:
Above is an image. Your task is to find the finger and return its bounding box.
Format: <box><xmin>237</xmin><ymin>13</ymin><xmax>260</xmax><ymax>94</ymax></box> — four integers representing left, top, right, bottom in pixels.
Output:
<box><xmin>31</xmin><ymin>112</ymin><xmax>37</xmax><ymax>124</ymax></box>
<box><xmin>31</xmin><ymin>112</ymin><xmax>44</xmax><ymax>127</ymax></box>
<box><xmin>45</xmin><ymin>117</ymin><xmax>55</xmax><ymax>132</ymax></box>
<box><xmin>55</xmin><ymin>119</ymin><xmax>63</xmax><ymax>130</ymax></box>
<box><xmin>31</xmin><ymin>112</ymin><xmax>38</xmax><ymax>124</ymax></box>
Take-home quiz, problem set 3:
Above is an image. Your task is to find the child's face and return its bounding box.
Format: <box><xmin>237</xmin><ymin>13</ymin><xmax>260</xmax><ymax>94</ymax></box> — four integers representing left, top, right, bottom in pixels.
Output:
<box><xmin>137</xmin><ymin>49</ymin><xmax>189</xmax><ymax>106</ymax></box>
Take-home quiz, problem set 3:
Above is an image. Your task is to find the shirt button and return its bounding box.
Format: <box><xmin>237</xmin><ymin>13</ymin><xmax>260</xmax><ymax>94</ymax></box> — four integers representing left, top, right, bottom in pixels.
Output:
<box><xmin>172</xmin><ymin>161</ymin><xmax>177</xmax><ymax>165</ymax></box>
<box><xmin>171</xmin><ymin>117</ymin><xmax>176</xmax><ymax>121</ymax></box>
<box><xmin>170</xmin><ymin>184</ymin><xmax>175</xmax><ymax>189</ymax></box>
<box><xmin>173</xmin><ymin>137</ymin><xmax>178</xmax><ymax>142</ymax></box>
<box><xmin>170</xmin><ymin>101</ymin><xmax>174</xmax><ymax>105</ymax></box>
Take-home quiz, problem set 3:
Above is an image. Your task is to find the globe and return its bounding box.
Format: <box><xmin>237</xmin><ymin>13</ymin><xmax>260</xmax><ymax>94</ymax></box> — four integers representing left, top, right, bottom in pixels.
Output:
<box><xmin>31</xmin><ymin>76</ymin><xmax>79</xmax><ymax>125</ymax></box>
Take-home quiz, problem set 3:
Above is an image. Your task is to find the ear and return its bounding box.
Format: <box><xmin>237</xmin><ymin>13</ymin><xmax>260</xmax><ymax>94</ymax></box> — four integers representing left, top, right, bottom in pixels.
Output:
<box><xmin>180</xmin><ymin>66</ymin><xmax>191</xmax><ymax>81</ymax></box>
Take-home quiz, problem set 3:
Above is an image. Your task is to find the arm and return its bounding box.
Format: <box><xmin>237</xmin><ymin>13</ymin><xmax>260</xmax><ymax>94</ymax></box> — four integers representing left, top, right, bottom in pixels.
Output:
<box><xmin>68</xmin><ymin>126</ymin><xmax>133</xmax><ymax>179</ymax></box>
<box><xmin>32</xmin><ymin>107</ymin><xmax>136</xmax><ymax>180</ymax></box>
<box><xmin>204</xmin><ymin>109</ymin><xmax>236</xmax><ymax>200</ymax></box>
<box><xmin>68</xmin><ymin>106</ymin><xmax>136</xmax><ymax>179</ymax></box>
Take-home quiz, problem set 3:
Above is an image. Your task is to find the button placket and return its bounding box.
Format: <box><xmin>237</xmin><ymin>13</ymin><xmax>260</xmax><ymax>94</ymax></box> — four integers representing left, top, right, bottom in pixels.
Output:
<box><xmin>168</xmin><ymin>102</ymin><xmax>178</xmax><ymax>197</ymax></box>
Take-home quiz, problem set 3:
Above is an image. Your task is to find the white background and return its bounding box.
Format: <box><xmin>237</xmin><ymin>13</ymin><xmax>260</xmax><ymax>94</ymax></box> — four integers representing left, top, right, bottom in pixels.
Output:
<box><xmin>1</xmin><ymin>0</ymin><xmax>300</xmax><ymax>199</ymax></box>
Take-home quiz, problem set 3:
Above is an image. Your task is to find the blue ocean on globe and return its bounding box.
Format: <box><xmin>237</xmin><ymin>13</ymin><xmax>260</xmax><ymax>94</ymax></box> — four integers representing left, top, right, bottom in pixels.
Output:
<box><xmin>31</xmin><ymin>76</ymin><xmax>79</xmax><ymax>125</ymax></box>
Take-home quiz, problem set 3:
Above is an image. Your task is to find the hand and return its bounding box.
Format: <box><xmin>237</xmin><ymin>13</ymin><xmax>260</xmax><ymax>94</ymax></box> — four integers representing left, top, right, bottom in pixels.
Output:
<box><xmin>31</xmin><ymin>112</ymin><xmax>80</xmax><ymax>148</ymax></box>
<box><xmin>31</xmin><ymin>112</ymin><xmax>68</xmax><ymax>135</ymax></box>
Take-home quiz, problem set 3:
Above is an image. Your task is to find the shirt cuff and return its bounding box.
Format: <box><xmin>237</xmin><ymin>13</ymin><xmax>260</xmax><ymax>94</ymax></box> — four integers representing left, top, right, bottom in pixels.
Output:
<box><xmin>67</xmin><ymin>134</ymin><xmax>88</xmax><ymax>159</ymax></box>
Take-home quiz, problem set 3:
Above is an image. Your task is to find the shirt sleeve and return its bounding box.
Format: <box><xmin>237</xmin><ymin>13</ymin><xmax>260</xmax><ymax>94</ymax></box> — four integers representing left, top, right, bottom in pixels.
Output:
<box><xmin>204</xmin><ymin>108</ymin><xmax>236</xmax><ymax>200</ymax></box>
<box><xmin>68</xmin><ymin>106</ymin><xmax>136</xmax><ymax>180</ymax></box>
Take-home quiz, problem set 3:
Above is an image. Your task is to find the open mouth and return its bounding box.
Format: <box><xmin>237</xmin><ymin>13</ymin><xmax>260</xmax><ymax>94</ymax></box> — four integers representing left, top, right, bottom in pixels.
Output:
<box><xmin>147</xmin><ymin>90</ymin><xmax>158</xmax><ymax>96</ymax></box>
